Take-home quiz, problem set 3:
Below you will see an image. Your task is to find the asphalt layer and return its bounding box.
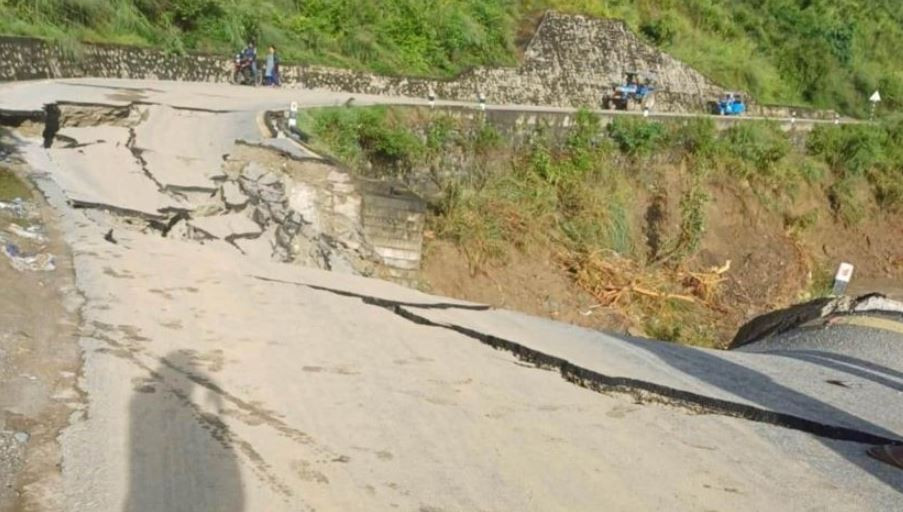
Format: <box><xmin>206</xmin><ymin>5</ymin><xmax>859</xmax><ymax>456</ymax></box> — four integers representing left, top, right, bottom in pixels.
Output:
<box><xmin>0</xmin><ymin>78</ymin><xmax>899</xmax><ymax>511</ymax></box>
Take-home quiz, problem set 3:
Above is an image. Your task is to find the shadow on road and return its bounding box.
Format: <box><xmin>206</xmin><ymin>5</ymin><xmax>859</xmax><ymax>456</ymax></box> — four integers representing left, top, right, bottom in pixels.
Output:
<box><xmin>124</xmin><ymin>350</ymin><xmax>245</xmax><ymax>512</ymax></box>
<box><xmin>621</xmin><ymin>337</ymin><xmax>903</xmax><ymax>495</ymax></box>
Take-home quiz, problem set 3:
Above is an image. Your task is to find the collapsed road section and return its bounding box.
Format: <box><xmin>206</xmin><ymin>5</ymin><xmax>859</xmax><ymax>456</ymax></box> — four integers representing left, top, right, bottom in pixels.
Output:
<box><xmin>0</xmin><ymin>79</ymin><xmax>901</xmax><ymax>511</ymax></box>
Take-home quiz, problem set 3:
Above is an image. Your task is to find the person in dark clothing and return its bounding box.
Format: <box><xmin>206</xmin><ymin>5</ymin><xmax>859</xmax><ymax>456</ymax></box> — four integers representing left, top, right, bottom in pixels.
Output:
<box><xmin>242</xmin><ymin>42</ymin><xmax>257</xmax><ymax>82</ymax></box>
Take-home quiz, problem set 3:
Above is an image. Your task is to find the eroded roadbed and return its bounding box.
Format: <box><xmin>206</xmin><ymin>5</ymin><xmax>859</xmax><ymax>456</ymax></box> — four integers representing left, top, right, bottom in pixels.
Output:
<box><xmin>0</xmin><ymin>79</ymin><xmax>900</xmax><ymax>511</ymax></box>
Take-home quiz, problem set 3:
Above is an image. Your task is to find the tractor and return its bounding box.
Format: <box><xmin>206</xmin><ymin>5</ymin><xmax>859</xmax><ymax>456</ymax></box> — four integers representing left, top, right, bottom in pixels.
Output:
<box><xmin>604</xmin><ymin>72</ymin><xmax>656</xmax><ymax>111</ymax></box>
<box><xmin>716</xmin><ymin>92</ymin><xmax>746</xmax><ymax>116</ymax></box>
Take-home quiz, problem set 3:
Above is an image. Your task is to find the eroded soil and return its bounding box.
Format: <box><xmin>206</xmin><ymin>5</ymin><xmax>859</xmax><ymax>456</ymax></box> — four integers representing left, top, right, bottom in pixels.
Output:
<box><xmin>0</xmin><ymin>162</ymin><xmax>81</xmax><ymax>511</ymax></box>
<box><xmin>422</xmin><ymin>177</ymin><xmax>903</xmax><ymax>347</ymax></box>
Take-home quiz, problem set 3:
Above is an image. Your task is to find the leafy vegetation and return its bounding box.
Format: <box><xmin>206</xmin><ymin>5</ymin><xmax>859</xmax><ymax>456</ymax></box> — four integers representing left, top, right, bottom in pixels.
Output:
<box><xmin>301</xmin><ymin>104</ymin><xmax>900</xmax><ymax>345</ymax></box>
<box><xmin>532</xmin><ymin>0</ymin><xmax>903</xmax><ymax>115</ymax></box>
<box><xmin>0</xmin><ymin>0</ymin><xmax>517</xmax><ymax>76</ymax></box>
<box><xmin>808</xmin><ymin>119</ymin><xmax>903</xmax><ymax>219</ymax></box>
<box><xmin>0</xmin><ymin>167</ymin><xmax>30</xmax><ymax>201</ymax></box>
<box><xmin>2</xmin><ymin>1</ymin><xmax>900</xmax><ymax>114</ymax></box>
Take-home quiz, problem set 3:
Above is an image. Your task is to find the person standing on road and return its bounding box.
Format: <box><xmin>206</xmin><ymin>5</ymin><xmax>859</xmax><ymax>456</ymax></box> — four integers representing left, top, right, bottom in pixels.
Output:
<box><xmin>264</xmin><ymin>45</ymin><xmax>280</xmax><ymax>87</ymax></box>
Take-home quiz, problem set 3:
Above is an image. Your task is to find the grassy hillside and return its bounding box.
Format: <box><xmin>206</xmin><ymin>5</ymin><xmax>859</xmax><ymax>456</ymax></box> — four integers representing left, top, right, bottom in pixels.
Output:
<box><xmin>1</xmin><ymin>0</ymin><xmax>901</xmax><ymax>115</ymax></box>
<box><xmin>299</xmin><ymin>106</ymin><xmax>903</xmax><ymax>345</ymax></box>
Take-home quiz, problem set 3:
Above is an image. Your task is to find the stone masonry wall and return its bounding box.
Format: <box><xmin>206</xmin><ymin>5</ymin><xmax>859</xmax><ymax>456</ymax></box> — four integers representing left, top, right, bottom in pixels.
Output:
<box><xmin>0</xmin><ymin>13</ymin><xmax>833</xmax><ymax>116</ymax></box>
<box><xmin>0</xmin><ymin>36</ymin><xmax>229</xmax><ymax>83</ymax></box>
<box><xmin>280</xmin><ymin>12</ymin><xmax>726</xmax><ymax>112</ymax></box>
<box><xmin>1</xmin><ymin>12</ymin><xmax>726</xmax><ymax>112</ymax></box>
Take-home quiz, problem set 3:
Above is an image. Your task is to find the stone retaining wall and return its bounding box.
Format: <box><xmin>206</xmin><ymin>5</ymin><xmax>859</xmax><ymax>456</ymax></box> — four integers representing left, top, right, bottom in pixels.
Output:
<box><xmin>0</xmin><ymin>12</ymin><xmax>836</xmax><ymax>116</ymax></box>
<box><xmin>280</xmin><ymin>12</ymin><xmax>726</xmax><ymax>113</ymax></box>
<box><xmin>1</xmin><ymin>12</ymin><xmax>730</xmax><ymax>113</ymax></box>
<box><xmin>0</xmin><ymin>36</ymin><xmax>228</xmax><ymax>82</ymax></box>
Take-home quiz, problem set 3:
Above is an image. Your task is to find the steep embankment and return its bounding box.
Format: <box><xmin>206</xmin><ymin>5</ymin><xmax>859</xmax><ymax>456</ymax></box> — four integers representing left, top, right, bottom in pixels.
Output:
<box><xmin>2</xmin><ymin>1</ymin><xmax>901</xmax><ymax>115</ymax></box>
<box><xmin>300</xmin><ymin>106</ymin><xmax>903</xmax><ymax>347</ymax></box>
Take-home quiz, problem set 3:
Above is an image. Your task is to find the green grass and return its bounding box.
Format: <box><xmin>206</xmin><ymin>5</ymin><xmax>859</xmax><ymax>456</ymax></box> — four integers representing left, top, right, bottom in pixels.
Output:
<box><xmin>1</xmin><ymin>1</ymin><xmax>900</xmax><ymax>115</ymax></box>
<box><xmin>302</xmin><ymin>104</ymin><xmax>900</xmax><ymax>345</ymax></box>
<box><xmin>0</xmin><ymin>167</ymin><xmax>30</xmax><ymax>201</ymax></box>
<box><xmin>0</xmin><ymin>0</ymin><xmax>518</xmax><ymax>76</ymax></box>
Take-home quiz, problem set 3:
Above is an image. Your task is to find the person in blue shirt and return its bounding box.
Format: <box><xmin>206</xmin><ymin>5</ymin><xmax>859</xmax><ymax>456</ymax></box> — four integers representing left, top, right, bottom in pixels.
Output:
<box><xmin>264</xmin><ymin>45</ymin><xmax>280</xmax><ymax>87</ymax></box>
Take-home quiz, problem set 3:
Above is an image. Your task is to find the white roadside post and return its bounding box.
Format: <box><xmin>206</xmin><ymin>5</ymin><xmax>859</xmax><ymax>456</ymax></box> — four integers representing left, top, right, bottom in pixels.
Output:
<box><xmin>869</xmin><ymin>90</ymin><xmax>881</xmax><ymax>121</ymax></box>
<box><xmin>834</xmin><ymin>112</ymin><xmax>840</xmax><ymax>125</ymax></box>
<box><xmin>478</xmin><ymin>92</ymin><xmax>486</xmax><ymax>111</ymax></box>
<box><xmin>287</xmin><ymin>101</ymin><xmax>298</xmax><ymax>132</ymax></box>
<box><xmin>428</xmin><ymin>88</ymin><xmax>436</xmax><ymax>108</ymax></box>
<box><xmin>832</xmin><ymin>262</ymin><xmax>855</xmax><ymax>296</ymax></box>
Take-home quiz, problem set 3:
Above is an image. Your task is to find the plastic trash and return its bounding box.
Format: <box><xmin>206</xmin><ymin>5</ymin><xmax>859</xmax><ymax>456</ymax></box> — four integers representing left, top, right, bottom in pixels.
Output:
<box><xmin>0</xmin><ymin>198</ymin><xmax>28</xmax><ymax>218</ymax></box>
<box><xmin>7</xmin><ymin>223</ymin><xmax>46</xmax><ymax>242</ymax></box>
<box><xmin>2</xmin><ymin>242</ymin><xmax>55</xmax><ymax>272</ymax></box>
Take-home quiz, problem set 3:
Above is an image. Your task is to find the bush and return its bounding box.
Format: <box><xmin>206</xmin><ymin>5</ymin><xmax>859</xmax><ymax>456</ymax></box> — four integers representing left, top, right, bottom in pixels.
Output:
<box><xmin>640</xmin><ymin>17</ymin><xmax>676</xmax><ymax>46</ymax></box>
<box><xmin>309</xmin><ymin>106</ymin><xmax>424</xmax><ymax>177</ymax></box>
<box><xmin>671</xmin><ymin>118</ymin><xmax>717</xmax><ymax>159</ymax></box>
<box><xmin>607</xmin><ymin>118</ymin><xmax>666</xmax><ymax>157</ymax></box>
<box><xmin>807</xmin><ymin>124</ymin><xmax>887</xmax><ymax>178</ymax></box>
<box><xmin>870</xmin><ymin>167</ymin><xmax>903</xmax><ymax>210</ymax></box>
<box><xmin>722</xmin><ymin>122</ymin><xmax>790</xmax><ymax>177</ymax></box>
<box><xmin>828</xmin><ymin>177</ymin><xmax>866</xmax><ymax>225</ymax></box>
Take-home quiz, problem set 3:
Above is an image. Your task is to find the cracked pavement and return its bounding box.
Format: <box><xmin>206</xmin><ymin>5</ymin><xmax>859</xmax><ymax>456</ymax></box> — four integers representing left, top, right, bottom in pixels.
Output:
<box><xmin>0</xmin><ymin>79</ymin><xmax>901</xmax><ymax>511</ymax></box>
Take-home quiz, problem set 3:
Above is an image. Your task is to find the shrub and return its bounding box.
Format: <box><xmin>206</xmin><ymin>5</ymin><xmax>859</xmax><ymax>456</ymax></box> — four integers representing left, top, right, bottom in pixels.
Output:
<box><xmin>640</xmin><ymin>17</ymin><xmax>676</xmax><ymax>46</ymax></box>
<box><xmin>671</xmin><ymin>118</ymin><xmax>717</xmax><ymax>159</ymax></box>
<box><xmin>722</xmin><ymin>121</ymin><xmax>790</xmax><ymax>177</ymax></box>
<box><xmin>566</xmin><ymin>109</ymin><xmax>602</xmax><ymax>172</ymax></box>
<box><xmin>827</xmin><ymin>177</ymin><xmax>866</xmax><ymax>225</ymax></box>
<box><xmin>607</xmin><ymin>118</ymin><xmax>666</xmax><ymax>157</ymax></box>
<box><xmin>870</xmin><ymin>166</ymin><xmax>903</xmax><ymax>211</ymax></box>
<box><xmin>807</xmin><ymin>124</ymin><xmax>886</xmax><ymax>178</ymax></box>
<box><xmin>309</xmin><ymin>106</ymin><xmax>423</xmax><ymax>176</ymax></box>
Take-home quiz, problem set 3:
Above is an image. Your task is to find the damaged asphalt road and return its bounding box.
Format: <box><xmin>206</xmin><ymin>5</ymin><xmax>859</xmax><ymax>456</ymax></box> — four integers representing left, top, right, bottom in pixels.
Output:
<box><xmin>0</xmin><ymin>78</ymin><xmax>901</xmax><ymax>511</ymax></box>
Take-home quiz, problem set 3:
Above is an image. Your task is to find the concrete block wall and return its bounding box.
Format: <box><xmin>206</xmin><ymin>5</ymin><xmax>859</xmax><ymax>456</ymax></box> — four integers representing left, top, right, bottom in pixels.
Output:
<box><xmin>358</xmin><ymin>181</ymin><xmax>425</xmax><ymax>285</ymax></box>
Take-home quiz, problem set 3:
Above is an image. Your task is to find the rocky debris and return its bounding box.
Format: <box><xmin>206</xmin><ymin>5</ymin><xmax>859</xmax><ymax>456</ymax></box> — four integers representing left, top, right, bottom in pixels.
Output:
<box><xmin>189</xmin><ymin>213</ymin><xmax>262</xmax><ymax>242</ymax></box>
<box><xmin>234</xmin><ymin>160</ymin><xmax>377</xmax><ymax>274</ymax></box>
<box><xmin>233</xmin><ymin>228</ymin><xmax>276</xmax><ymax>260</ymax></box>
<box><xmin>730</xmin><ymin>293</ymin><xmax>903</xmax><ymax>349</ymax></box>
<box><xmin>220</xmin><ymin>181</ymin><xmax>248</xmax><ymax>210</ymax></box>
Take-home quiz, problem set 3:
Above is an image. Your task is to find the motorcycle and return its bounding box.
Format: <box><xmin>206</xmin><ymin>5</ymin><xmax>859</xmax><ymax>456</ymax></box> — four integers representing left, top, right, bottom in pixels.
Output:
<box><xmin>231</xmin><ymin>53</ymin><xmax>261</xmax><ymax>86</ymax></box>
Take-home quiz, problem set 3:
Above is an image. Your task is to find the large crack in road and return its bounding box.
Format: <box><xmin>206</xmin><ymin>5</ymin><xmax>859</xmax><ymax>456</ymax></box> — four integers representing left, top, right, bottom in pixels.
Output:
<box><xmin>254</xmin><ymin>275</ymin><xmax>902</xmax><ymax>446</ymax></box>
<box><xmin>1</xmin><ymin>79</ymin><xmax>900</xmax><ymax>511</ymax></box>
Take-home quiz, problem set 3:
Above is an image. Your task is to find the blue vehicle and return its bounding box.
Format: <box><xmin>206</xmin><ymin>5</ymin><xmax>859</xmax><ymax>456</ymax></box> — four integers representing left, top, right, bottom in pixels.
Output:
<box><xmin>717</xmin><ymin>92</ymin><xmax>746</xmax><ymax>116</ymax></box>
<box><xmin>606</xmin><ymin>72</ymin><xmax>655</xmax><ymax>111</ymax></box>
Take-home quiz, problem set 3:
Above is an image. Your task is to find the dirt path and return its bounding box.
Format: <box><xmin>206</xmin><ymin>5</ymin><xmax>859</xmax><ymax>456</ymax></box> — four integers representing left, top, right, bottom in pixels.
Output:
<box><xmin>0</xmin><ymin>160</ymin><xmax>81</xmax><ymax>511</ymax></box>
